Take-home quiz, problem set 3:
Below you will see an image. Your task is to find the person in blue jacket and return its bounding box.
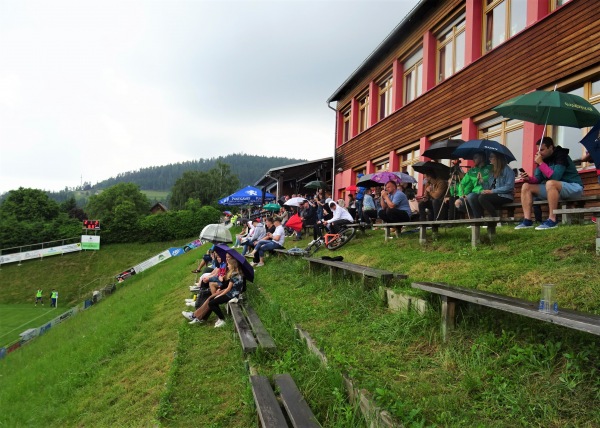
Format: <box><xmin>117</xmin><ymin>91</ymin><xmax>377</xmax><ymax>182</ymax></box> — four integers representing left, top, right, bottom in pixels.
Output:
<box><xmin>475</xmin><ymin>152</ymin><xmax>515</xmax><ymax>217</ymax></box>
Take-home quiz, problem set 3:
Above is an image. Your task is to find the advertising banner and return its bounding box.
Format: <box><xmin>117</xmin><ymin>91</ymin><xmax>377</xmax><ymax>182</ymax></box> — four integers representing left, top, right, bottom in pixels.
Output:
<box><xmin>81</xmin><ymin>235</ymin><xmax>100</xmax><ymax>250</ymax></box>
<box><xmin>133</xmin><ymin>249</ymin><xmax>172</xmax><ymax>274</ymax></box>
<box><xmin>0</xmin><ymin>243</ymin><xmax>81</xmax><ymax>265</ymax></box>
<box><xmin>168</xmin><ymin>247</ymin><xmax>184</xmax><ymax>257</ymax></box>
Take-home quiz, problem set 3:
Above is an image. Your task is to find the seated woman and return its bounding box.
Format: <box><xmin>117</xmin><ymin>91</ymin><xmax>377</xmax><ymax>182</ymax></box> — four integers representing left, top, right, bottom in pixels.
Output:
<box><xmin>233</xmin><ymin>221</ymin><xmax>251</xmax><ymax>248</ymax></box>
<box><xmin>418</xmin><ymin>173</ymin><xmax>448</xmax><ymax>221</ymax></box>
<box><xmin>198</xmin><ymin>253</ymin><xmax>227</xmax><ymax>295</ymax></box>
<box><xmin>476</xmin><ymin>152</ymin><xmax>515</xmax><ymax>217</ymax></box>
<box><xmin>182</xmin><ymin>257</ymin><xmax>245</xmax><ymax>327</ymax></box>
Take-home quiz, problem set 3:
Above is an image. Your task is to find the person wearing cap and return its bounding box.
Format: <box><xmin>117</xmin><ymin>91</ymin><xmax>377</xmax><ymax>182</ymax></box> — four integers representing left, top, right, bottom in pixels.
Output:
<box><xmin>320</xmin><ymin>200</ymin><xmax>354</xmax><ymax>234</ymax></box>
<box><xmin>379</xmin><ymin>180</ymin><xmax>412</xmax><ymax>223</ymax></box>
<box><xmin>250</xmin><ymin>217</ymin><xmax>285</xmax><ymax>267</ymax></box>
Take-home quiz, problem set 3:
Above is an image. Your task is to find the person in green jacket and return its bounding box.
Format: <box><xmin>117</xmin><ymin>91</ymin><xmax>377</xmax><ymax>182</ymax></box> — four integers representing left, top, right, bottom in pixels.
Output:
<box><xmin>455</xmin><ymin>151</ymin><xmax>492</xmax><ymax>218</ymax></box>
<box><xmin>35</xmin><ymin>289</ymin><xmax>43</xmax><ymax>306</ymax></box>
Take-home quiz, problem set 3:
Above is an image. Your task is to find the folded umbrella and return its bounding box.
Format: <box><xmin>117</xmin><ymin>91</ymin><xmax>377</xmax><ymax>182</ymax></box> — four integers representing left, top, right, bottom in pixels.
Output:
<box><xmin>214</xmin><ymin>244</ymin><xmax>254</xmax><ymax>282</ymax></box>
<box><xmin>452</xmin><ymin>139</ymin><xmax>516</xmax><ymax>163</ymax></box>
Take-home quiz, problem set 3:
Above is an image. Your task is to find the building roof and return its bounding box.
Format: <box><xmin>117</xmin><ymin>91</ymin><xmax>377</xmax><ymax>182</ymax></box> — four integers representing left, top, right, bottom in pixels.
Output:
<box><xmin>327</xmin><ymin>0</ymin><xmax>433</xmax><ymax>104</ymax></box>
<box><xmin>254</xmin><ymin>157</ymin><xmax>333</xmax><ymax>188</ymax></box>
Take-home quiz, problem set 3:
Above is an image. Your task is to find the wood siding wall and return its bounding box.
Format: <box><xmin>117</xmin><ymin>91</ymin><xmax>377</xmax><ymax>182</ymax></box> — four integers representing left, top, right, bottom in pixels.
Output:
<box><xmin>336</xmin><ymin>0</ymin><xmax>600</xmax><ymax>174</ymax></box>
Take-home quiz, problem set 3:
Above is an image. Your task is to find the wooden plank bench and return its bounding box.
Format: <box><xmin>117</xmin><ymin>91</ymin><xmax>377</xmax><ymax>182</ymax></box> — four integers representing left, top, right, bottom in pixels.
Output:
<box><xmin>304</xmin><ymin>257</ymin><xmax>406</xmax><ymax>286</ymax></box>
<box><xmin>250</xmin><ymin>374</ymin><xmax>320</xmax><ymax>428</ymax></box>
<box><xmin>553</xmin><ymin>207</ymin><xmax>600</xmax><ymax>255</ymax></box>
<box><xmin>412</xmin><ymin>281</ymin><xmax>600</xmax><ymax>341</ymax></box>
<box><xmin>372</xmin><ymin>217</ymin><xmax>500</xmax><ymax>247</ymax></box>
<box><xmin>500</xmin><ymin>195</ymin><xmax>600</xmax><ymax>224</ymax></box>
<box><xmin>228</xmin><ymin>301</ymin><xmax>276</xmax><ymax>353</ymax></box>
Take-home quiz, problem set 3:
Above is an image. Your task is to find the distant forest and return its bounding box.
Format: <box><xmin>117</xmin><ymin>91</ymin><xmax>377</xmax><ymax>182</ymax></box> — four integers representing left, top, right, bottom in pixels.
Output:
<box><xmin>93</xmin><ymin>154</ymin><xmax>306</xmax><ymax>191</ymax></box>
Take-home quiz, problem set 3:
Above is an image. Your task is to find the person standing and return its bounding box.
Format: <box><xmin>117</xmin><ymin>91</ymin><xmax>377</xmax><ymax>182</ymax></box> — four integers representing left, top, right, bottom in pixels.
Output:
<box><xmin>35</xmin><ymin>289</ymin><xmax>43</xmax><ymax>306</ymax></box>
<box><xmin>50</xmin><ymin>289</ymin><xmax>58</xmax><ymax>308</ymax></box>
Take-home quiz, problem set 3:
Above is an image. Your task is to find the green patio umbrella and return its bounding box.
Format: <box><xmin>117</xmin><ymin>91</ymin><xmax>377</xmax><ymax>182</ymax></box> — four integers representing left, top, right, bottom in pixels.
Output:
<box><xmin>304</xmin><ymin>180</ymin><xmax>328</xmax><ymax>189</ymax></box>
<box><xmin>262</xmin><ymin>203</ymin><xmax>281</xmax><ymax>212</ymax></box>
<box><xmin>493</xmin><ymin>90</ymin><xmax>600</xmax><ymax>129</ymax></box>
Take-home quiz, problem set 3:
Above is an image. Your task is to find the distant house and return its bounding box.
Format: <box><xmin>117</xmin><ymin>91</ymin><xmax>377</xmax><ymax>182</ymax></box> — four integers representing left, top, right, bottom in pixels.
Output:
<box><xmin>150</xmin><ymin>202</ymin><xmax>168</xmax><ymax>214</ymax></box>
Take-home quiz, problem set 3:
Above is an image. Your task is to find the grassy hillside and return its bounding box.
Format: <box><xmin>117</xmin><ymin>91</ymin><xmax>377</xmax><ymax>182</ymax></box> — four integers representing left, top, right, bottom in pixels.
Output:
<box><xmin>2</xmin><ymin>223</ymin><xmax>600</xmax><ymax>426</ymax></box>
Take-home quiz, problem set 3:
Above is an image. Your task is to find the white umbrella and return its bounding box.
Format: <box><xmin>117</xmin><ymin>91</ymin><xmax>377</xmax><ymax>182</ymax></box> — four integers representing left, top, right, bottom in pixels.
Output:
<box><xmin>284</xmin><ymin>197</ymin><xmax>307</xmax><ymax>207</ymax></box>
<box><xmin>199</xmin><ymin>224</ymin><xmax>233</xmax><ymax>244</ymax></box>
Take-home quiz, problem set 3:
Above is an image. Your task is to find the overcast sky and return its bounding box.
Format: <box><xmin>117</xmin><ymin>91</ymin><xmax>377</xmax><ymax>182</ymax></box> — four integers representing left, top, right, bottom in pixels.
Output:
<box><xmin>0</xmin><ymin>0</ymin><xmax>418</xmax><ymax>194</ymax></box>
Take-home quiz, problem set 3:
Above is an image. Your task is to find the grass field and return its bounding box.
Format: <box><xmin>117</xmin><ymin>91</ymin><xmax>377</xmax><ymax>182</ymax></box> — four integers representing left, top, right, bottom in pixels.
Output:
<box><xmin>0</xmin><ymin>304</ymin><xmax>60</xmax><ymax>346</ymax></box>
<box><xmin>2</xmin><ymin>224</ymin><xmax>600</xmax><ymax>426</ymax></box>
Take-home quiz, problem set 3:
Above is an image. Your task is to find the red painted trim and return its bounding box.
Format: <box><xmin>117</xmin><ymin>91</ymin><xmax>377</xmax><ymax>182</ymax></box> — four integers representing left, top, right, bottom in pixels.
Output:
<box><xmin>366</xmin><ymin>160</ymin><xmax>375</xmax><ymax>174</ymax></box>
<box><xmin>389</xmin><ymin>150</ymin><xmax>399</xmax><ymax>171</ymax></box>
<box><xmin>522</xmin><ymin>122</ymin><xmax>544</xmax><ymax>173</ymax></box>
<box><xmin>465</xmin><ymin>0</ymin><xmax>482</xmax><ymax>64</ymax></box>
<box><xmin>527</xmin><ymin>0</ymin><xmax>549</xmax><ymax>26</ymax></box>
<box><xmin>392</xmin><ymin>59</ymin><xmax>403</xmax><ymax>112</ymax></box>
<box><xmin>368</xmin><ymin>81</ymin><xmax>379</xmax><ymax>127</ymax></box>
<box><xmin>422</xmin><ymin>31</ymin><xmax>437</xmax><ymax>92</ymax></box>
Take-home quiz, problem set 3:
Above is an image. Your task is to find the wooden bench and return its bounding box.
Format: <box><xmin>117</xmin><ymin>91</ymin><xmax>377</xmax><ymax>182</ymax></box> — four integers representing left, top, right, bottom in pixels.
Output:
<box><xmin>228</xmin><ymin>301</ymin><xmax>276</xmax><ymax>353</ymax></box>
<box><xmin>412</xmin><ymin>281</ymin><xmax>600</xmax><ymax>341</ymax></box>
<box><xmin>304</xmin><ymin>257</ymin><xmax>406</xmax><ymax>286</ymax></box>
<box><xmin>372</xmin><ymin>217</ymin><xmax>501</xmax><ymax>247</ymax></box>
<box><xmin>500</xmin><ymin>195</ymin><xmax>600</xmax><ymax>224</ymax></box>
<box><xmin>250</xmin><ymin>373</ymin><xmax>320</xmax><ymax>428</ymax></box>
<box><xmin>553</xmin><ymin>207</ymin><xmax>600</xmax><ymax>255</ymax></box>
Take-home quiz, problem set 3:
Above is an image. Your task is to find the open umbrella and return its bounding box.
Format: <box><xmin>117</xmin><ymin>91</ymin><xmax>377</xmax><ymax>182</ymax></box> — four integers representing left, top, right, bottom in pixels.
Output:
<box><xmin>283</xmin><ymin>197</ymin><xmax>307</xmax><ymax>207</ymax></box>
<box><xmin>214</xmin><ymin>244</ymin><xmax>254</xmax><ymax>282</ymax></box>
<box><xmin>263</xmin><ymin>203</ymin><xmax>281</xmax><ymax>212</ymax></box>
<box><xmin>494</xmin><ymin>90</ymin><xmax>600</xmax><ymax>128</ymax></box>
<box><xmin>346</xmin><ymin>185</ymin><xmax>357</xmax><ymax>192</ymax></box>
<box><xmin>285</xmin><ymin>213</ymin><xmax>303</xmax><ymax>232</ymax></box>
<box><xmin>412</xmin><ymin>161</ymin><xmax>451</xmax><ymax>180</ymax></box>
<box><xmin>580</xmin><ymin>120</ymin><xmax>600</xmax><ymax>169</ymax></box>
<box><xmin>452</xmin><ymin>139</ymin><xmax>516</xmax><ymax>163</ymax></box>
<box><xmin>223</xmin><ymin>210</ymin><xmax>232</xmax><ymax>216</ymax></box>
<box><xmin>357</xmin><ymin>171</ymin><xmax>416</xmax><ymax>188</ymax></box>
<box><xmin>422</xmin><ymin>139</ymin><xmax>465</xmax><ymax>159</ymax></box>
<box><xmin>200</xmin><ymin>224</ymin><xmax>233</xmax><ymax>244</ymax></box>
<box><xmin>304</xmin><ymin>180</ymin><xmax>328</xmax><ymax>189</ymax></box>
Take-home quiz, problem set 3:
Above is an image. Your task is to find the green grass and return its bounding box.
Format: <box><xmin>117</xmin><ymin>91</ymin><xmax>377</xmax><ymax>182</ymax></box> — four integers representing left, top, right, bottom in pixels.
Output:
<box><xmin>1</xmin><ymin>224</ymin><xmax>600</xmax><ymax>426</ymax></box>
<box><xmin>0</xmin><ymin>304</ymin><xmax>59</xmax><ymax>346</ymax></box>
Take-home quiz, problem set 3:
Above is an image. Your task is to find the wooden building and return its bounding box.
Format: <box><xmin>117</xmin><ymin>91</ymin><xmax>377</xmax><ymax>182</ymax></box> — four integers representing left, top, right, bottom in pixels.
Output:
<box><xmin>328</xmin><ymin>0</ymin><xmax>599</xmax><ymax>199</ymax></box>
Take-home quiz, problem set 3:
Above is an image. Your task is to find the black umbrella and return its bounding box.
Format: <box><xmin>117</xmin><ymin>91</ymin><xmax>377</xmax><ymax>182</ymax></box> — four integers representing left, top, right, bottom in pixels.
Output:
<box><xmin>214</xmin><ymin>244</ymin><xmax>254</xmax><ymax>282</ymax></box>
<box><xmin>422</xmin><ymin>139</ymin><xmax>465</xmax><ymax>160</ymax></box>
<box><xmin>412</xmin><ymin>161</ymin><xmax>451</xmax><ymax>180</ymax></box>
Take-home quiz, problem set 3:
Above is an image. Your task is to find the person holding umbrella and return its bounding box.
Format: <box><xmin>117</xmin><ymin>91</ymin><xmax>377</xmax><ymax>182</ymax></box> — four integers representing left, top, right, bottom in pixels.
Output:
<box><xmin>515</xmin><ymin>137</ymin><xmax>583</xmax><ymax>230</ymax></box>
<box><xmin>476</xmin><ymin>152</ymin><xmax>515</xmax><ymax>217</ymax></box>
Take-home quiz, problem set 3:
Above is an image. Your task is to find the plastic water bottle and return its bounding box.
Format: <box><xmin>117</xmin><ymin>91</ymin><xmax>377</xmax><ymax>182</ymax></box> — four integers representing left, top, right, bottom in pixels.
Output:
<box><xmin>539</xmin><ymin>284</ymin><xmax>558</xmax><ymax>314</ymax></box>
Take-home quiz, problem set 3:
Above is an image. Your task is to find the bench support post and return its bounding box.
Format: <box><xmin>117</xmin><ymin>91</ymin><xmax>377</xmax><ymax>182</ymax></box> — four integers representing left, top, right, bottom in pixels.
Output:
<box><xmin>441</xmin><ymin>296</ymin><xmax>456</xmax><ymax>342</ymax></box>
<box><xmin>597</xmin><ymin>220</ymin><xmax>600</xmax><ymax>256</ymax></box>
<box><xmin>419</xmin><ymin>226</ymin><xmax>426</xmax><ymax>244</ymax></box>
<box><xmin>471</xmin><ymin>225</ymin><xmax>481</xmax><ymax>248</ymax></box>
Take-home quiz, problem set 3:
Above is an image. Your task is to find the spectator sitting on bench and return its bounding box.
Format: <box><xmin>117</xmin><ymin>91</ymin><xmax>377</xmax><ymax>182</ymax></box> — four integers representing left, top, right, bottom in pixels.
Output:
<box><xmin>378</xmin><ymin>180</ymin><xmax>412</xmax><ymax>224</ymax></box>
<box><xmin>418</xmin><ymin>173</ymin><xmax>448</xmax><ymax>221</ymax></box>
<box><xmin>192</xmin><ymin>247</ymin><xmax>215</xmax><ymax>273</ymax></box>
<box><xmin>515</xmin><ymin>137</ymin><xmax>584</xmax><ymax>230</ymax></box>
<box><xmin>361</xmin><ymin>188</ymin><xmax>378</xmax><ymax>225</ymax></box>
<box><xmin>250</xmin><ymin>217</ymin><xmax>285</xmax><ymax>267</ymax></box>
<box><xmin>183</xmin><ymin>257</ymin><xmax>245</xmax><ymax>327</ymax></box>
<box><xmin>477</xmin><ymin>152</ymin><xmax>515</xmax><ymax>218</ymax></box>
<box><xmin>201</xmin><ymin>252</ymin><xmax>227</xmax><ymax>295</ymax></box>
<box><xmin>233</xmin><ymin>221</ymin><xmax>251</xmax><ymax>248</ymax></box>
<box><xmin>319</xmin><ymin>200</ymin><xmax>354</xmax><ymax>234</ymax></box>
<box><xmin>455</xmin><ymin>151</ymin><xmax>491</xmax><ymax>218</ymax></box>
<box><xmin>242</xmin><ymin>218</ymin><xmax>266</xmax><ymax>256</ymax></box>
<box><xmin>301</xmin><ymin>199</ymin><xmax>319</xmax><ymax>241</ymax></box>
<box><xmin>445</xmin><ymin>160</ymin><xmax>465</xmax><ymax>220</ymax></box>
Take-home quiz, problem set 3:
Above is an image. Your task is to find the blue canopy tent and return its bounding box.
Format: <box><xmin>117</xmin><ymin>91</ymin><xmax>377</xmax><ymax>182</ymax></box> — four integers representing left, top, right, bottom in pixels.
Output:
<box><xmin>218</xmin><ymin>186</ymin><xmax>276</xmax><ymax>206</ymax></box>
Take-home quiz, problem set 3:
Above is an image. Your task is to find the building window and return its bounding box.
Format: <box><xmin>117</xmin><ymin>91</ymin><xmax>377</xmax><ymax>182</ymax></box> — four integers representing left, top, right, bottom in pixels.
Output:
<box><xmin>342</xmin><ymin>107</ymin><xmax>351</xmax><ymax>143</ymax></box>
<box><xmin>437</xmin><ymin>15</ymin><xmax>466</xmax><ymax>82</ymax></box>
<box><xmin>358</xmin><ymin>92</ymin><xmax>369</xmax><ymax>133</ymax></box>
<box><xmin>480</xmin><ymin>119</ymin><xmax>524</xmax><ymax>169</ymax></box>
<box><xmin>552</xmin><ymin>79</ymin><xmax>600</xmax><ymax>164</ymax></box>
<box><xmin>550</xmin><ymin>0</ymin><xmax>572</xmax><ymax>11</ymax></box>
<box><xmin>398</xmin><ymin>144</ymin><xmax>421</xmax><ymax>181</ymax></box>
<box><xmin>374</xmin><ymin>160</ymin><xmax>390</xmax><ymax>172</ymax></box>
<box><xmin>484</xmin><ymin>0</ymin><xmax>527</xmax><ymax>52</ymax></box>
<box><xmin>354</xmin><ymin>166</ymin><xmax>366</xmax><ymax>181</ymax></box>
<box><xmin>378</xmin><ymin>74</ymin><xmax>393</xmax><ymax>120</ymax></box>
<box><xmin>404</xmin><ymin>48</ymin><xmax>423</xmax><ymax>104</ymax></box>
